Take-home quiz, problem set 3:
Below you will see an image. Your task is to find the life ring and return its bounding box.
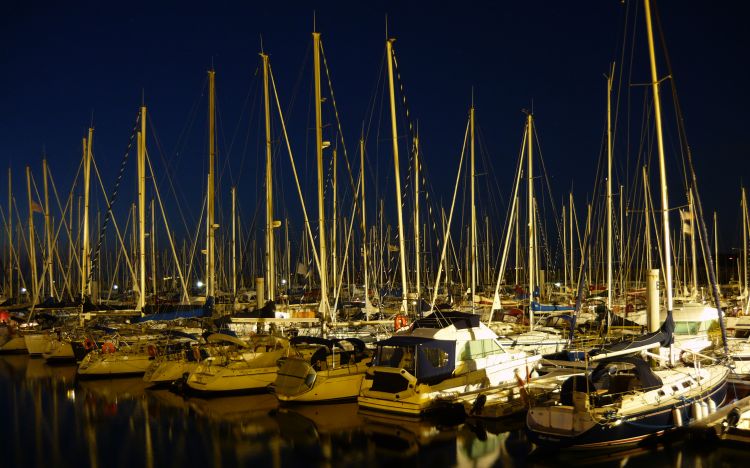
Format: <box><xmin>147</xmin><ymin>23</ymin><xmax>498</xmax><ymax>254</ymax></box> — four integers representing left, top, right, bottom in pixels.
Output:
<box><xmin>101</xmin><ymin>342</ymin><xmax>116</xmax><ymax>354</ymax></box>
<box><xmin>83</xmin><ymin>338</ymin><xmax>95</xmax><ymax>350</ymax></box>
<box><xmin>394</xmin><ymin>314</ymin><xmax>409</xmax><ymax>331</ymax></box>
<box><xmin>147</xmin><ymin>344</ymin><xmax>158</xmax><ymax>358</ymax></box>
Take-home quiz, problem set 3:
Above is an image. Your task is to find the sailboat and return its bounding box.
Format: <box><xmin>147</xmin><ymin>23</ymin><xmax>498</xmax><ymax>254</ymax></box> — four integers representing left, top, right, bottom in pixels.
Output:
<box><xmin>526</xmin><ymin>0</ymin><xmax>730</xmax><ymax>449</ymax></box>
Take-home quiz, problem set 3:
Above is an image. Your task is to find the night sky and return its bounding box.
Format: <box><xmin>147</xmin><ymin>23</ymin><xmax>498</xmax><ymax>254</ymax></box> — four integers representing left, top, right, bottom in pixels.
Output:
<box><xmin>2</xmin><ymin>1</ymin><xmax>749</xmax><ymax>259</ymax></box>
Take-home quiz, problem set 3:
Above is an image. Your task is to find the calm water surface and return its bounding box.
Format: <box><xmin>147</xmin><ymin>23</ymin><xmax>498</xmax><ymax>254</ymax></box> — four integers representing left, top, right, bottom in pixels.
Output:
<box><xmin>0</xmin><ymin>355</ymin><xmax>746</xmax><ymax>467</ymax></box>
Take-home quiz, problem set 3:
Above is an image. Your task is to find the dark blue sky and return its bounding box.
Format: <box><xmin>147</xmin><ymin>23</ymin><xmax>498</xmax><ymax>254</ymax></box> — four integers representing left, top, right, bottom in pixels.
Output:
<box><xmin>2</xmin><ymin>0</ymin><xmax>749</xmax><ymax>253</ymax></box>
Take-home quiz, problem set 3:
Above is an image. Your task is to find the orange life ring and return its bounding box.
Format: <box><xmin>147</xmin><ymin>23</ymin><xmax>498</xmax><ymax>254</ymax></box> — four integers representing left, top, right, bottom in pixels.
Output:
<box><xmin>394</xmin><ymin>314</ymin><xmax>409</xmax><ymax>331</ymax></box>
<box><xmin>101</xmin><ymin>342</ymin><xmax>116</xmax><ymax>354</ymax></box>
<box><xmin>147</xmin><ymin>344</ymin><xmax>158</xmax><ymax>358</ymax></box>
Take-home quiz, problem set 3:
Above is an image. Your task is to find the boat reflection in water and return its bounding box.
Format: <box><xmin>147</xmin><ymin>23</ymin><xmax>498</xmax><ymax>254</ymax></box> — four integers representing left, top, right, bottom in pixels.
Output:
<box><xmin>0</xmin><ymin>355</ymin><xmax>746</xmax><ymax>467</ymax></box>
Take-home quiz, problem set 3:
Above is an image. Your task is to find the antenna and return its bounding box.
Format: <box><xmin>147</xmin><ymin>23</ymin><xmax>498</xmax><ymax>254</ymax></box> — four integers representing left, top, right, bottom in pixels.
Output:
<box><xmin>260</xmin><ymin>33</ymin><xmax>264</xmax><ymax>54</ymax></box>
<box><xmin>471</xmin><ymin>86</ymin><xmax>474</xmax><ymax>108</ymax></box>
<box><xmin>385</xmin><ymin>14</ymin><xmax>388</xmax><ymax>39</ymax></box>
<box><xmin>313</xmin><ymin>10</ymin><xmax>316</xmax><ymax>32</ymax></box>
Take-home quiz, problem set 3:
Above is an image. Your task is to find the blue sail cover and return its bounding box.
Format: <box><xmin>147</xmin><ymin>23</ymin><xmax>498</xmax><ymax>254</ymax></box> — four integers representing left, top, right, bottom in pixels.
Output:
<box><xmin>132</xmin><ymin>306</ymin><xmax>210</xmax><ymax>323</ymax></box>
<box><xmin>531</xmin><ymin>302</ymin><xmax>575</xmax><ymax>312</ymax></box>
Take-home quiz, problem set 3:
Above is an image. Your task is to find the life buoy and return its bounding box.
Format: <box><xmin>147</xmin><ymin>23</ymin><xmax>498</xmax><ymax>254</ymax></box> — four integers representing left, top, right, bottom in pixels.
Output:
<box><xmin>394</xmin><ymin>314</ymin><xmax>409</xmax><ymax>331</ymax></box>
<box><xmin>101</xmin><ymin>342</ymin><xmax>116</xmax><ymax>354</ymax></box>
<box><xmin>84</xmin><ymin>338</ymin><xmax>95</xmax><ymax>350</ymax></box>
<box><xmin>147</xmin><ymin>344</ymin><xmax>158</xmax><ymax>358</ymax></box>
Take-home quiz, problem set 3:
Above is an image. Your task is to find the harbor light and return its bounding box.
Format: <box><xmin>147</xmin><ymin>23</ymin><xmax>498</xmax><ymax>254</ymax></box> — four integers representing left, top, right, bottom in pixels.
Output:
<box><xmin>21</xmin><ymin>287</ymin><xmax>27</xmax><ymax>293</ymax></box>
<box><xmin>281</xmin><ymin>279</ymin><xmax>287</xmax><ymax>286</ymax></box>
<box><xmin>197</xmin><ymin>280</ymin><xmax>204</xmax><ymax>288</ymax></box>
<box><xmin>113</xmin><ymin>284</ymin><xmax>119</xmax><ymax>291</ymax></box>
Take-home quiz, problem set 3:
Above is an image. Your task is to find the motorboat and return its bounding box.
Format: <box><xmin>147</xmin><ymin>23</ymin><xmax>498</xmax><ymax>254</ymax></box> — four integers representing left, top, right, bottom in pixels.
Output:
<box><xmin>358</xmin><ymin>311</ymin><xmax>541</xmax><ymax>416</ymax></box>
<box><xmin>274</xmin><ymin>336</ymin><xmax>372</xmax><ymax>403</ymax></box>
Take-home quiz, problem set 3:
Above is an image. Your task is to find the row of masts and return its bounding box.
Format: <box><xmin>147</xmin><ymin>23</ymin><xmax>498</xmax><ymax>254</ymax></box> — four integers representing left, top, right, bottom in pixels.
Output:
<box><xmin>2</xmin><ymin>5</ymin><xmax>746</xmax><ymax>321</ymax></box>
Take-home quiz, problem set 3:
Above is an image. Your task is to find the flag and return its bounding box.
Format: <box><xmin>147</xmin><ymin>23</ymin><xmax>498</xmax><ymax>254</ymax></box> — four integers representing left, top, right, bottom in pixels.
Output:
<box><xmin>31</xmin><ymin>200</ymin><xmax>44</xmax><ymax>214</ymax></box>
<box><xmin>388</xmin><ymin>244</ymin><xmax>399</xmax><ymax>252</ymax></box>
<box><xmin>680</xmin><ymin>209</ymin><xmax>693</xmax><ymax>236</ymax></box>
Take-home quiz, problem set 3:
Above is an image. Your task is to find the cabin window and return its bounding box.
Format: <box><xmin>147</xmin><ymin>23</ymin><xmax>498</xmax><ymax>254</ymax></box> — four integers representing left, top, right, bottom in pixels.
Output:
<box><xmin>422</xmin><ymin>347</ymin><xmax>450</xmax><ymax>369</ymax></box>
<box><xmin>674</xmin><ymin>321</ymin><xmax>700</xmax><ymax>335</ymax></box>
<box><xmin>682</xmin><ymin>381</ymin><xmax>691</xmax><ymax>388</ymax></box>
<box><xmin>657</xmin><ymin>390</ymin><xmax>666</xmax><ymax>397</ymax></box>
<box><xmin>671</xmin><ymin>385</ymin><xmax>679</xmax><ymax>392</ymax></box>
<box><xmin>462</xmin><ymin>339</ymin><xmax>503</xmax><ymax>360</ymax></box>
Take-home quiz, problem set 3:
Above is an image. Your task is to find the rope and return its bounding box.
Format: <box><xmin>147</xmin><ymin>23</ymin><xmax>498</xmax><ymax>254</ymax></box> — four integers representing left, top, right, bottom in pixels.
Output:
<box><xmin>84</xmin><ymin>112</ymin><xmax>140</xmax><ymax>298</ymax></box>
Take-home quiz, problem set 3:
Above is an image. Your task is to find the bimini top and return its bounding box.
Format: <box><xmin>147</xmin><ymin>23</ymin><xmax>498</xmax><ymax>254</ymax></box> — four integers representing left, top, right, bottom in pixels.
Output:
<box><xmin>591</xmin><ymin>355</ymin><xmax>664</xmax><ymax>389</ymax></box>
<box><xmin>411</xmin><ymin>311</ymin><xmax>481</xmax><ymax>330</ymax></box>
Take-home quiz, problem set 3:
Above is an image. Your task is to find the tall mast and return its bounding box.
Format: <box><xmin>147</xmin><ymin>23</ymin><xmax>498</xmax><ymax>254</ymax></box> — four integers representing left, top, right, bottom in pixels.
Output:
<box><xmin>643</xmin><ymin>166</ymin><xmax>652</xmax><ymax>272</ymax></box>
<box><xmin>26</xmin><ymin>166</ymin><xmax>38</xmax><ymax>305</ymax></box>
<box><xmin>470</xmin><ymin>105</ymin><xmax>477</xmax><ymax>310</ymax></box>
<box><xmin>689</xmin><ymin>190</ymin><xmax>697</xmax><ymax>297</ymax></box>
<box><xmin>414</xmin><ymin>134</ymin><xmax>421</xmax><ymax>301</ymax></box>
<box><xmin>569</xmin><ymin>192</ymin><xmax>574</xmax><ymax>290</ymax></box>
<box><xmin>562</xmin><ymin>204</ymin><xmax>568</xmax><ymax>291</ymax></box>
<box><xmin>7</xmin><ymin>168</ymin><xmax>12</xmax><ymax>298</ymax></box>
<box><xmin>261</xmin><ymin>54</ymin><xmax>275</xmax><ymax>305</ymax></box>
<box><xmin>606</xmin><ymin>64</ymin><xmax>614</xmax><ymax>312</ymax></box>
<box><xmin>138</xmin><ymin>109</ymin><xmax>147</xmax><ymax>310</ymax></box>
<box><xmin>206</xmin><ymin>71</ymin><xmax>216</xmax><ymax>300</ymax></box>
<box><xmin>43</xmin><ymin>158</ymin><xmax>53</xmax><ymax>298</ymax></box>
<box><xmin>526</xmin><ymin>112</ymin><xmax>535</xmax><ymax>329</ymax></box>
<box><xmin>515</xmin><ymin>195</ymin><xmax>520</xmax><ymax>286</ymax></box>
<box><xmin>150</xmin><ymin>198</ymin><xmax>157</xmax><ymax>297</ymax></box>
<box><xmin>82</xmin><ymin>131</ymin><xmax>92</xmax><ymax>300</ymax></box>
<box><xmin>313</xmin><ymin>31</ymin><xmax>329</xmax><ymax>319</ymax></box>
<box><xmin>361</xmin><ymin>137</ymin><xmax>374</xmax><ymax>317</ymax></box>
<box><xmin>645</xmin><ymin>0</ymin><xmax>674</xmax><ymax>316</ymax></box>
<box><xmin>332</xmin><ymin>147</ymin><xmax>338</xmax><ymax>297</ymax></box>
<box><xmin>232</xmin><ymin>186</ymin><xmax>236</xmax><ymax>298</ymax></box>
<box><xmin>386</xmin><ymin>38</ymin><xmax>409</xmax><ymax>314</ymax></box>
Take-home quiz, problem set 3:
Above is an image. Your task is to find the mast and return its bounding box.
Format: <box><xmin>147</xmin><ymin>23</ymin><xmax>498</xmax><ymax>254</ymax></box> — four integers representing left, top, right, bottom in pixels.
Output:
<box><xmin>43</xmin><ymin>158</ymin><xmax>53</xmax><ymax>299</ymax></box>
<box><xmin>361</xmin><ymin>137</ymin><xmax>374</xmax><ymax>317</ymax></box>
<box><xmin>261</xmin><ymin>54</ymin><xmax>275</xmax><ymax>305</ymax></box>
<box><xmin>645</xmin><ymin>0</ymin><xmax>674</xmax><ymax>316</ymax></box>
<box><xmin>232</xmin><ymin>186</ymin><xmax>236</xmax><ymax>298</ymax></box>
<box><xmin>138</xmin><ymin>108</ymin><xmax>147</xmax><ymax>310</ymax></box>
<box><xmin>150</xmin><ymin>198</ymin><xmax>156</xmax><ymax>297</ymax></box>
<box><xmin>313</xmin><ymin>31</ymin><xmax>329</xmax><ymax>319</ymax></box>
<box><xmin>26</xmin><ymin>166</ymin><xmax>38</xmax><ymax>305</ymax></box>
<box><xmin>569</xmin><ymin>192</ymin><xmax>574</xmax><ymax>290</ymax></box>
<box><xmin>689</xmin><ymin>190</ymin><xmax>698</xmax><ymax>298</ymax></box>
<box><xmin>470</xmin><ymin>105</ymin><xmax>477</xmax><ymax>310</ymax></box>
<box><xmin>332</xmin><ymin>147</ymin><xmax>338</xmax><ymax>297</ymax></box>
<box><xmin>526</xmin><ymin>112</ymin><xmax>535</xmax><ymax>329</ymax></box>
<box><xmin>515</xmin><ymin>195</ymin><xmax>520</xmax><ymax>286</ymax></box>
<box><xmin>386</xmin><ymin>38</ymin><xmax>409</xmax><ymax>314</ymax></box>
<box><xmin>7</xmin><ymin>168</ymin><xmax>12</xmax><ymax>298</ymax></box>
<box><xmin>82</xmin><ymin>131</ymin><xmax>93</xmax><ymax>300</ymax></box>
<box><xmin>606</xmin><ymin>64</ymin><xmax>614</xmax><ymax>312</ymax></box>
<box><xmin>414</xmin><ymin>134</ymin><xmax>421</xmax><ymax>301</ymax></box>
<box><xmin>643</xmin><ymin>166</ymin><xmax>652</xmax><ymax>271</ymax></box>
<box><xmin>562</xmin><ymin>204</ymin><xmax>568</xmax><ymax>292</ymax></box>
<box><xmin>206</xmin><ymin>71</ymin><xmax>216</xmax><ymax>301</ymax></box>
